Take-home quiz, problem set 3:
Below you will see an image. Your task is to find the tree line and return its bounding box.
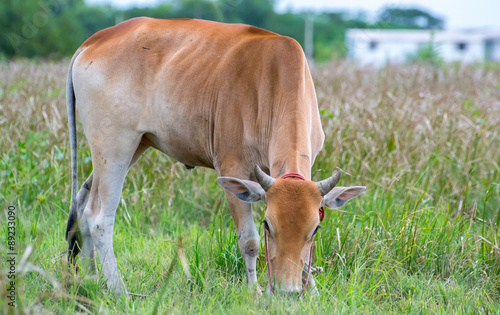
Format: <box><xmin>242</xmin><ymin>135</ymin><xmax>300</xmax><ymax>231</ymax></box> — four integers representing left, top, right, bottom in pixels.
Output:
<box><xmin>0</xmin><ymin>0</ymin><xmax>444</xmax><ymax>62</ymax></box>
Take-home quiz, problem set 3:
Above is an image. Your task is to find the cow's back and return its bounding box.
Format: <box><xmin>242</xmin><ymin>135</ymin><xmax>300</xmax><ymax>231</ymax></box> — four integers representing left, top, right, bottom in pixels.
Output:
<box><xmin>71</xmin><ymin>18</ymin><xmax>323</xmax><ymax>175</ymax></box>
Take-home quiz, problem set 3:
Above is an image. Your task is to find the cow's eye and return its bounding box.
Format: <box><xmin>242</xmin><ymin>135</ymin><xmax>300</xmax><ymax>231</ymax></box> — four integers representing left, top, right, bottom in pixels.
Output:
<box><xmin>263</xmin><ymin>220</ymin><xmax>270</xmax><ymax>232</ymax></box>
<box><xmin>312</xmin><ymin>225</ymin><xmax>321</xmax><ymax>236</ymax></box>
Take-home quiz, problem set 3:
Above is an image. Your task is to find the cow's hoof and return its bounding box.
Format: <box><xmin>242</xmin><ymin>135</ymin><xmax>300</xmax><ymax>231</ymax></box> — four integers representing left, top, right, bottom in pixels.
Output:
<box><xmin>308</xmin><ymin>286</ymin><xmax>319</xmax><ymax>297</ymax></box>
<box><xmin>311</xmin><ymin>266</ymin><xmax>323</xmax><ymax>274</ymax></box>
<box><xmin>249</xmin><ymin>284</ymin><xmax>263</xmax><ymax>296</ymax></box>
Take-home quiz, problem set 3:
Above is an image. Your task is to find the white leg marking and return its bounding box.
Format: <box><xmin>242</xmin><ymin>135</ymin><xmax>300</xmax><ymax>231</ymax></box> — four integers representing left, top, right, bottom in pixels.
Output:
<box><xmin>224</xmin><ymin>191</ymin><xmax>260</xmax><ymax>288</ymax></box>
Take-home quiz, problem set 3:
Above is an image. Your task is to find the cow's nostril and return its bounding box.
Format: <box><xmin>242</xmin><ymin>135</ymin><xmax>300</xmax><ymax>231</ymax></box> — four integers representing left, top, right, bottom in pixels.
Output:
<box><xmin>245</xmin><ymin>247</ymin><xmax>258</xmax><ymax>256</ymax></box>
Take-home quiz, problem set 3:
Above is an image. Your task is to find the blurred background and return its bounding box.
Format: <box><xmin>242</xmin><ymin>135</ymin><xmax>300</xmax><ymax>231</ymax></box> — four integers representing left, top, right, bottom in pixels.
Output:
<box><xmin>1</xmin><ymin>0</ymin><xmax>499</xmax><ymax>64</ymax></box>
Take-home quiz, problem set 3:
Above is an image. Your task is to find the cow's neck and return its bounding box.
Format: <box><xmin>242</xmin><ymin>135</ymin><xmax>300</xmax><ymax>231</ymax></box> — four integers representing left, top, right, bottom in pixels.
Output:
<box><xmin>269</xmin><ymin>153</ymin><xmax>311</xmax><ymax>180</ymax></box>
<box><xmin>267</xmin><ymin>121</ymin><xmax>313</xmax><ymax>180</ymax></box>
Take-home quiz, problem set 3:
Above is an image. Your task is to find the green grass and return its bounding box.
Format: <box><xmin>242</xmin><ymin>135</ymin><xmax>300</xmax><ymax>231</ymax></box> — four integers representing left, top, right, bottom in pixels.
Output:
<box><xmin>1</xmin><ymin>60</ymin><xmax>500</xmax><ymax>313</ymax></box>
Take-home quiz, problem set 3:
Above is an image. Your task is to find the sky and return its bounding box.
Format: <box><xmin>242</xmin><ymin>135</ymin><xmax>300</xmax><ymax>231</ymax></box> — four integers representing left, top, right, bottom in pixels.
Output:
<box><xmin>86</xmin><ymin>0</ymin><xmax>500</xmax><ymax>29</ymax></box>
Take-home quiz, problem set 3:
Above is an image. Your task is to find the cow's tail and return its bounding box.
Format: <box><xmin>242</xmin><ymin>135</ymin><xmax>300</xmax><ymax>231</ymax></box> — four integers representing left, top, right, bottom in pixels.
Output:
<box><xmin>65</xmin><ymin>49</ymin><xmax>84</xmax><ymax>264</ymax></box>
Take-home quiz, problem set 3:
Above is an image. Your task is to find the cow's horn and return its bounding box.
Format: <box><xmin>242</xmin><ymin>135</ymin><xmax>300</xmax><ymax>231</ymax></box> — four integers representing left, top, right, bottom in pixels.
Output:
<box><xmin>254</xmin><ymin>165</ymin><xmax>275</xmax><ymax>191</ymax></box>
<box><xmin>316</xmin><ymin>171</ymin><xmax>342</xmax><ymax>196</ymax></box>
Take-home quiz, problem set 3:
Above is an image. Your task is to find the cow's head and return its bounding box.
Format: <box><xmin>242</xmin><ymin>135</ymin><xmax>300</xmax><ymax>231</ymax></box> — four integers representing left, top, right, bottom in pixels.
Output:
<box><xmin>218</xmin><ymin>165</ymin><xmax>365</xmax><ymax>295</ymax></box>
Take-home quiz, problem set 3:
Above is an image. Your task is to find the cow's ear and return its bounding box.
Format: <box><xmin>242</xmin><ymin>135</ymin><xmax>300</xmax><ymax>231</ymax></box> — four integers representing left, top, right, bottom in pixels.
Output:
<box><xmin>321</xmin><ymin>186</ymin><xmax>366</xmax><ymax>209</ymax></box>
<box><xmin>217</xmin><ymin>177</ymin><xmax>265</xmax><ymax>203</ymax></box>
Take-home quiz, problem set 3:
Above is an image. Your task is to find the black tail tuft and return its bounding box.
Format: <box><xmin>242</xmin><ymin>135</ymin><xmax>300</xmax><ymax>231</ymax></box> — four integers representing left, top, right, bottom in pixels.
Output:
<box><xmin>66</xmin><ymin>206</ymin><xmax>81</xmax><ymax>264</ymax></box>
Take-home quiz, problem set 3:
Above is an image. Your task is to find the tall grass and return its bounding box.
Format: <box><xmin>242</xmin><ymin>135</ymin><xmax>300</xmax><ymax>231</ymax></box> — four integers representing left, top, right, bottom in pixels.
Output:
<box><xmin>0</xmin><ymin>60</ymin><xmax>499</xmax><ymax>313</ymax></box>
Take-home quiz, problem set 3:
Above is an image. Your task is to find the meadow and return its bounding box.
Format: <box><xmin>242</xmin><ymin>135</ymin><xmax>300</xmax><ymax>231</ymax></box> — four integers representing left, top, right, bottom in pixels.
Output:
<box><xmin>1</xmin><ymin>60</ymin><xmax>499</xmax><ymax>313</ymax></box>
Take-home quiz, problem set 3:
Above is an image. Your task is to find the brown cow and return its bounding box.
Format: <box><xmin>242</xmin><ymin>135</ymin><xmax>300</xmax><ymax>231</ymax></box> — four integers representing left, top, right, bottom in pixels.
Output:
<box><xmin>66</xmin><ymin>17</ymin><xmax>365</xmax><ymax>297</ymax></box>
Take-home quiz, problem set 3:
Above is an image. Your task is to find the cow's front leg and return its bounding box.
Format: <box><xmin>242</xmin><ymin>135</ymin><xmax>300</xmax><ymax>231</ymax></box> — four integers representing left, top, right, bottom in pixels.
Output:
<box><xmin>224</xmin><ymin>191</ymin><xmax>260</xmax><ymax>288</ymax></box>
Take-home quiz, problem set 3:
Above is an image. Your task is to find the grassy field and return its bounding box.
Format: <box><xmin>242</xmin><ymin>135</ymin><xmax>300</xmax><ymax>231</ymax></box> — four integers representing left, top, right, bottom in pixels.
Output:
<box><xmin>1</xmin><ymin>60</ymin><xmax>500</xmax><ymax>313</ymax></box>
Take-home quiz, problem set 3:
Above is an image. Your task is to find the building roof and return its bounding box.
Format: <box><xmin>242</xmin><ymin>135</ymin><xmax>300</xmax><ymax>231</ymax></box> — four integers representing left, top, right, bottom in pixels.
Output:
<box><xmin>346</xmin><ymin>29</ymin><xmax>500</xmax><ymax>43</ymax></box>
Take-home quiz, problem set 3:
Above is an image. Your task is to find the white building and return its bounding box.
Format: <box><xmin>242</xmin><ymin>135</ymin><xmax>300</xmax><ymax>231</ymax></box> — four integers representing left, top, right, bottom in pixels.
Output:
<box><xmin>346</xmin><ymin>29</ymin><xmax>500</xmax><ymax>66</ymax></box>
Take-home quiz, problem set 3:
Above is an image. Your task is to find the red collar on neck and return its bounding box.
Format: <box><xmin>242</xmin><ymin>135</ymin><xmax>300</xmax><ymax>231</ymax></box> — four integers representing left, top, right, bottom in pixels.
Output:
<box><xmin>281</xmin><ymin>173</ymin><xmax>306</xmax><ymax>180</ymax></box>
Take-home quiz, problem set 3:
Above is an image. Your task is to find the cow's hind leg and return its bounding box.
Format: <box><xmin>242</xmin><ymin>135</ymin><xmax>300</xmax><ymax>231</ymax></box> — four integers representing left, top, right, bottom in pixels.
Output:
<box><xmin>68</xmin><ymin>142</ymin><xmax>149</xmax><ymax>274</ymax></box>
<box><xmin>80</xmin><ymin>135</ymin><xmax>147</xmax><ymax>297</ymax></box>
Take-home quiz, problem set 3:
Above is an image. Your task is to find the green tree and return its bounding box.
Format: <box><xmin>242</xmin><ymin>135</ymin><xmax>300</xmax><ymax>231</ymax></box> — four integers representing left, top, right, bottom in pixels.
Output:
<box><xmin>171</xmin><ymin>0</ymin><xmax>223</xmax><ymax>20</ymax></box>
<box><xmin>377</xmin><ymin>7</ymin><xmax>444</xmax><ymax>29</ymax></box>
<box><xmin>77</xmin><ymin>5</ymin><xmax>117</xmax><ymax>39</ymax></box>
<box><xmin>0</xmin><ymin>0</ymin><xmax>86</xmax><ymax>58</ymax></box>
<box><xmin>264</xmin><ymin>12</ymin><xmax>304</xmax><ymax>43</ymax></box>
<box><xmin>121</xmin><ymin>4</ymin><xmax>174</xmax><ymax>20</ymax></box>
